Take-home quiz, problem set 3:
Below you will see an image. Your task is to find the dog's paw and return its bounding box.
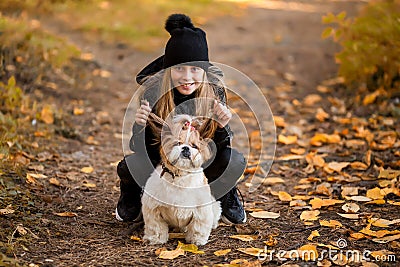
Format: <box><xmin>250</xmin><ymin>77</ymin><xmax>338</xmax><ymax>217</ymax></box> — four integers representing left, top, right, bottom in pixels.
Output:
<box><xmin>143</xmin><ymin>235</ymin><xmax>168</xmax><ymax>245</ymax></box>
<box><xmin>186</xmin><ymin>236</ymin><xmax>208</xmax><ymax>246</ymax></box>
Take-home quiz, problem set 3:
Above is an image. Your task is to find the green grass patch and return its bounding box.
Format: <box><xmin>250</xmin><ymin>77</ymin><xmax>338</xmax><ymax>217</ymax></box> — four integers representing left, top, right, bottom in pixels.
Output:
<box><xmin>1</xmin><ymin>0</ymin><xmax>239</xmax><ymax>51</ymax></box>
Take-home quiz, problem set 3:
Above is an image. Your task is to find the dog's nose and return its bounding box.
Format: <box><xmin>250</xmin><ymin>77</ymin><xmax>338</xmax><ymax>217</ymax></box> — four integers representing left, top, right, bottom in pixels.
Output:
<box><xmin>181</xmin><ymin>146</ymin><xmax>191</xmax><ymax>158</ymax></box>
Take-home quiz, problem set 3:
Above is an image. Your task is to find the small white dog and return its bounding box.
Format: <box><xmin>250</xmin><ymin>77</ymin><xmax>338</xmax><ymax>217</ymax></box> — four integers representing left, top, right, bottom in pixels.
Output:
<box><xmin>141</xmin><ymin>114</ymin><xmax>221</xmax><ymax>246</ymax></box>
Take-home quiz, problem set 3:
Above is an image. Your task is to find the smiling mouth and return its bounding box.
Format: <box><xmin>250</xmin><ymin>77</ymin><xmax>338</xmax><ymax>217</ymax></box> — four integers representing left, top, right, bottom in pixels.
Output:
<box><xmin>180</xmin><ymin>82</ymin><xmax>195</xmax><ymax>88</ymax></box>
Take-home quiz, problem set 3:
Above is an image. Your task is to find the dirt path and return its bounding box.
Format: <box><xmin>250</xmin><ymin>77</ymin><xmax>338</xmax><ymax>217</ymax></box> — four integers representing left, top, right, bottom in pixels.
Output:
<box><xmin>14</xmin><ymin>2</ymin><xmax>397</xmax><ymax>266</ymax></box>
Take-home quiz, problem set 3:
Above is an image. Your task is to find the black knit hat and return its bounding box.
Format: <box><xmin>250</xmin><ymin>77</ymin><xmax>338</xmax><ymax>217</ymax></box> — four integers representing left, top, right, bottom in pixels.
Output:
<box><xmin>136</xmin><ymin>14</ymin><xmax>210</xmax><ymax>84</ymax></box>
<box><xmin>163</xmin><ymin>14</ymin><xmax>209</xmax><ymax>69</ymax></box>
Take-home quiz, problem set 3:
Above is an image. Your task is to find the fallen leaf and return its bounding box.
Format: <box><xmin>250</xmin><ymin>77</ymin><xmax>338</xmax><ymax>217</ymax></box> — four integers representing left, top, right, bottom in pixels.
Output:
<box><xmin>250</xmin><ymin>211</ymin><xmax>280</xmax><ymax>219</ymax></box>
<box><xmin>298</xmin><ymin>244</ymin><xmax>318</xmax><ymax>261</ymax></box>
<box><xmin>341</xmin><ymin>187</ymin><xmax>359</xmax><ymax>198</ymax></box>
<box><xmin>54</xmin><ymin>211</ymin><xmax>77</xmax><ymax>217</ymax></box>
<box><xmin>49</xmin><ymin>178</ymin><xmax>61</xmax><ymax>187</ymax></box>
<box><xmin>378</xmin><ymin>169</ymin><xmax>400</xmax><ymax>179</ymax></box>
<box><xmin>290</xmin><ymin>148</ymin><xmax>306</xmax><ymax>155</ymax></box>
<box><xmin>214</xmin><ymin>249</ymin><xmax>231</xmax><ymax>256</ymax></box>
<box><xmin>324</xmin><ymin>162</ymin><xmax>350</xmax><ymax>173</ymax></box>
<box><xmin>319</xmin><ymin>219</ymin><xmax>342</xmax><ymax>228</ymax></box>
<box><xmin>304</xmin><ymin>94</ymin><xmax>322</xmax><ymax>106</ymax></box>
<box><xmin>366</xmin><ymin>187</ymin><xmax>385</xmax><ymax>200</ymax></box>
<box><xmin>41</xmin><ymin>105</ymin><xmax>54</xmax><ymax>124</ymax></box>
<box><xmin>263</xmin><ymin>235</ymin><xmax>278</xmax><ymax>247</ymax></box>
<box><xmin>229</xmin><ymin>235</ymin><xmax>258</xmax><ymax>242</ymax></box>
<box><xmin>360</xmin><ymin>224</ymin><xmax>400</xmax><ymax>238</ymax></box>
<box><xmin>366</xmin><ymin>199</ymin><xmax>385</xmax><ymax>205</ymax></box>
<box><xmin>237</xmin><ymin>247</ymin><xmax>266</xmax><ymax>257</ymax></box>
<box><xmin>81</xmin><ymin>166</ymin><xmax>94</xmax><ymax>174</ymax></box>
<box><xmin>370</xmin><ymin>218</ymin><xmax>400</xmax><ymax>228</ymax></box>
<box><xmin>278</xmin><ymin>191</ymin><xmax>292</xmax><ymax>202</ymax></box>
<box><xmin>372</xmin><ymin>234</ymin><xmax>400</xmax><ymax>243</ymax></box>
<box><xmin>273</xmin><ymin>116</ymin><xmax>286</xmax><ymax>127</ymax></box>
<box><xmin>300</xmin><ymin>210</ymin><xmax>320</xmax><ymax>221</ymax></box>
<box><xmin>177</xmin><ymin>241</ymin><xmax>205</xmax><ymax>254</ymax></box>
<box><xmin>278</xmin><ymin>134</ymin><xmax>298</xmax><ymax>145</ymax></box>
<box><xmin>158</xmin><ymin>248</ymin><xmax>184</xmax><ymax>259</ymax></box>
<box><xmin>316</xmin><ymin>108</ymin><xmax>330</xmax><ymax>122</ymax></box>
<box><xmin>341</xmin><ymin>203</ymin><xmax>360</xmax><ymax>213</ymax></box>
<box><xmin>310</xmin><ymin>198</ymin><xmax>344</xmax><ymax>209</ymax></box>
<box><xmin>290</xmin><ymin>199</ymin><xmax>307</xmax><ymax>207</ymax></box>
<box><xmin>73</xmin><ymin>107</ymin><xmax>85</xmax><ymax>115</ymax></box>
<box><xmin>26</xmin><ymin>173</ymin><xmax>48</xmax><ymax>179</ymax></box>
<box><xmin>310</xmin><ymin>133</ymin><xmax>341</xmax><ymax>146</ymax></box>
<box><xmin>350</xmin><ymin>196</ymin><xmax>372</xmax><ymax>202</ymax></box>
<box><xmin>130</xmin><ymin>236</ymin><xmax>142</xmax><ymax>242</ymax></box>
<box><xmin>169</xmin><ymin>233</ymin><xmax>186</xmax><ymax>239</ymax></box>
<box><xmin>350</xmin><ymin>162</ymin><xmax>368</xmax><ymax>170</ymax></box>
<box><xmin>0</xmin><ymin>205</ymin><xmax>15</xmax><ymax>215</ymax></box>
<box><xmin>308</xmin><ymin>230</ymin><xmax>320</xmax><ymax>241</ymax></box>
<box><xmin>337</xmin><ymin>213</ymin><xmax>359</xmax><ymax>220</ymax></box>
<box><xmin>262</xmin><ymin>177</ymin><xmax>285</xmax><ymax>185</ymax></box>
<box><xmin>350</xmin><ymin>232</ymin><xmax>366</xmax><ymax>240</ymax></box>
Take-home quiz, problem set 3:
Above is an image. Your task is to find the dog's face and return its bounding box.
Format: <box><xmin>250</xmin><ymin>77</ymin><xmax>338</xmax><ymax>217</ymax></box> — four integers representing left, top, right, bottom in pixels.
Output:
<box><xmin>158</xmin><ymin>115</ymin><xmax>212</xmax><ymax>172</ymax></box>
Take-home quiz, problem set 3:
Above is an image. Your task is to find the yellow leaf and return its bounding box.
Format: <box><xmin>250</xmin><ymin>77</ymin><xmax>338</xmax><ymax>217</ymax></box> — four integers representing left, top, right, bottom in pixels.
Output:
<box><xmin>320</xmin><ymin>219</ymin><xmax>342</xmax><ymax>228</ymax></box>
<box><xmin>310</xmin><ymin>198</ymin><xmax>344</xmax><ymax>209</ymax></box>
<box><xmin>276</xmin><ymin>154</ymin><xmax>304</xmax><ymax>161</ymax></box>
<box><xmin>378</xmin><ymin>169</ymin><xmax>400</xmax><ymax>179</ymax></box>
<box><xmin>366</xmin><ymin>199</ymin><xmax>385</xmax><ymax>205</ymax></box>
<box><xmin>73</xmin><ymin>107</ymin><xmax>85</xmax><ymax>115</ymax></box>
<box><xmin>237</xmin><ymin>247</ymin><xmax>266</xmax><ymax>257</ymax></box>
<box><xmin>262</xmin><ymin>177</ymin><xmax>285</xmax><ymax>185</ymax></box>
<box><xmin>372</xmin><ymin>234</ymin><xmax>400</xmax><ymax>243</ymax></box>
<box><xmin>341</xmin><ymin>187</ymin><xmax>359</xmax><ymax>197</ymax></box>
<box><xmin>350</xmin><ymin>232</ymin><xmax>365</xmax><ymax>240</ymax></box>
<box><xmin>27</xmin><ymin>173</ymin><xmax>47</xmax><ymax>179</ymax></box>
<box><xmin>324</xmin><ymin>162</ymin><xmax>350</xmax><ymax>173</ymax></box>
<box><xmin>82</xmin><ymin>181</ymin><xmax>96</xmax><ymax>188</ymax></box>
<box><xmin>214</xmin><ymin>249</ymin><xmax>231</xmax><ymax>256</ymax></box>
<box><xmin>81</xmin><ymin>166</ymin><xmax>94</xmax><ymax>173</ymax></box>
<box><xmin>290</xmin><ymin>148</ymin><xmax>306</xmax><ymax>155</ymax></box>
<box><xmin>273</xmin><ymin>116</ymin><xmax>286</xmax><ymax>128</ymax></box>
<box><xmin>308</xmin><ymin>230</ymin><xmax>320</xmax><ymax>241</ymax></box>
<box><xmin>388</xmin><ymin>200</ymin><xmax>400</xmax><ymax>206</ymax></box>
<box><xmin>249</xmin><ymin>211</ymin><xmax>280</xmax><ymax>219</ymax></box>
<box><xmin>290</xmin><ymin>199</ymin><xmax>307</xmax><ymax>207</ymax></box>
<box><xmin>363</xmin><ymin>90</ymin><xmax>380</xmax><ymax>105</ymax></box>
<box><xmin>130</xmin><ymin>236</ymin><xmax>142</xmax><ymax>241</ymax></box>
<box><xmin>316</xmin><ymin>108</ymin><xmax>330</xmax><ymax>122</ymax></box>
<box><xmin>177</xmin><ymin>241</ymin><xmax>204</xmax><ymax>254</ymax></box>
<box><xmin>341</xmin><ymin>203</ymin><xmax>360</xmax><ymax>213</ymax></box>
<box><xmin>263</xmin><ymin>235</ymin><xmax>278</xmax><ymax>247</ymax></box>
<box><xmin>310</xmin><ymin>133</ymin><xmax>341</xmax><ymax>146</ymax></box>
<box><xmin>298</xmin><ymin>244</ymin><xmax>318</xmax><ymax>261</ymax></box>
<box><xmin>304</xmin><ymin>94</ymin><xmax>322</xmax><ymax>106</ymax></box>
<box><xmin>300</xmin><ymin>210</ymin><xmax>320</xmax><ymax>221</ymax></box>
<box><xmin>350</xmin><ymin>161</ymin><xmax>368</xmax><ymax>170</ymax></box>
<box><xmin>54</xmin><ymin>211</ymin><xmax>77</xmax><ymax>217</ymax></box>
<box><xmin>366</xmin><ymin>187</ymin><xmax>385</xmax><ymax>200</ymax></box>
<box><xmin>41</xmin><ymin>105</ymin><xmax>54</xmax><ymax>124</ymax></box>
<box><xmin>278</xmin><ymin>134</ymin><xmax>298</xmax><ymax>145</ymax></box>
<box><xmin>229</xmin><ymin>235</ymin><xmax>258</xmax><ymax>242</ymax></box>
<box><xmin>278</xmin><ymin>191</ymin><xmax>292</xmax><ymax>202</ymax></box>
<box><xmin>360</xmin><ymin>224</ymin><xmax>400</xmax><ymax>238</ymax></box>
<box><xmin>49</xmin><ymin>177</ymin><xmax>61</xmax><ymax>187</ymax></box>
<box><xmin>158</xmin><ymin>248</ymin><xmax>184</xmax><ymax>259</ymax></box>
<box><xmin>350</xmin><ymin>196</ymin><xmax>372</xmax><ymax>202</ymax></box>
<box><xmin>337</xmin><ymin>213</ymin><xmax>359</xmax><ymax>220</ymax></box>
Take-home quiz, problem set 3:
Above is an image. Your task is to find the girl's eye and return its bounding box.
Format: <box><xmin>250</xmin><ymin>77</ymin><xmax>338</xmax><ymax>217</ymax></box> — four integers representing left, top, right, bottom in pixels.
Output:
<box><xmin>191</xmin><ymin>67</ymin><xmax>200</xmax><ymax>72</ymax></box>
<box><xmin>173</xmin><ymin>66</ymin><xmax>183</xmax><ymax>71</ymax></box>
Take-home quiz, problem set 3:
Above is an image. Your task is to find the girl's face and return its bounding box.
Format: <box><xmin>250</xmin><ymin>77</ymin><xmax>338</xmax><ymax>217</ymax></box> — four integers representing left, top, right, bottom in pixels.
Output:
<box><xmin>170</xmin><ymin>65</ymin><xmax>205</xmax><ymax>95</ymax></box>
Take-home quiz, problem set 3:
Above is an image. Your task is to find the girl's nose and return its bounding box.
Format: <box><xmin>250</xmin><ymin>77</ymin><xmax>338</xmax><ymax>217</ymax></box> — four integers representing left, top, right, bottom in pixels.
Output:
<box><xmin>181</xmin><ymin>68</ymin><xmax>193</xmax><ymax>81</ymax></box>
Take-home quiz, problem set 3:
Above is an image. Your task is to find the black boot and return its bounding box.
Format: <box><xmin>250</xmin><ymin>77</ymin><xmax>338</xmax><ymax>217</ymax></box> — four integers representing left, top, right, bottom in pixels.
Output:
<box><xmin>115</xmin><ymin>159</ymin><xmax>143</xmax><ymax>222</ymax></box>
<box><xmin>219</xmin><ymin>186</ymin><xmax>246</xmax><ymax>224</ymax></box>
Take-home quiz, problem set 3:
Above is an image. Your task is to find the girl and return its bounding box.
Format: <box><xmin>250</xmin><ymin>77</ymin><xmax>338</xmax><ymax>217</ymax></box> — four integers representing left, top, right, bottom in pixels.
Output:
<box><xmin>116</xmin><ymin>14</ymin><xmax>247</xmax><ymax>224</ymax></box>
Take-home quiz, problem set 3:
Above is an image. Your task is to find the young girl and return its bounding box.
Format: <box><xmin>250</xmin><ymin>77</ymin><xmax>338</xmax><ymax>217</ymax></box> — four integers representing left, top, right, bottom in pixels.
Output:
<box><xmin>116</xmin><ymin>14</ymin><xmax>247</xmax><ymax>224</ymax></box>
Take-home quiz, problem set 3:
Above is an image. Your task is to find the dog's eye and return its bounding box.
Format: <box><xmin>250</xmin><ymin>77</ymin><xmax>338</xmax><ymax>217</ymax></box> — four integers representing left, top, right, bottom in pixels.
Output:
<box><xmin>175</xmin><ymin>141</ymin><xmax>183</xmax><ymax>146</ymax></box>
<box><xmin>191</xmin><ymin>144</ymin><xmax>198</xmax><ymax>149</ymax></box>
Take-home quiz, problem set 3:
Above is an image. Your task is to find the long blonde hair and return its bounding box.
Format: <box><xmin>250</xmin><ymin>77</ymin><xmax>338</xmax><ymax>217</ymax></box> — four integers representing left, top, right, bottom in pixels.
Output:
<box><xmin>154</xmin><ymin>68</ymin><xmax>219</xmax><ymax>139</ymax></box>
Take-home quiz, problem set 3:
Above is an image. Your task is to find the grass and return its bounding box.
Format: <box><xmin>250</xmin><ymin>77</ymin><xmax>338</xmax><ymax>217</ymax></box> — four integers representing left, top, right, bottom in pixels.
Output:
<box><xmin>1</xmin><ymin>0</ymin><xmax>240</xmax><ymax>51</ymax></box>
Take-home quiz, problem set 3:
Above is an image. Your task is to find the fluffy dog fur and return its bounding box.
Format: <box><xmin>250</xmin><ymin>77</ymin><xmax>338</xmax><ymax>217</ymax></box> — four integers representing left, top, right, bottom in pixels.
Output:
<box><xmin>141</xmin><ymin>114</ymin><xmax>221</xmax><ymax>245</ymax></box>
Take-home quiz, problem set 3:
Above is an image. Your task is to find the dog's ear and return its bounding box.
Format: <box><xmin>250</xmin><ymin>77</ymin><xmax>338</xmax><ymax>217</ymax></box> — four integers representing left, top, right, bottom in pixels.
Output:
<box><xmin>194</xmin><ymin>117</ymin><xmax>214</xmax><ymax>139</ymax></box>
<box><xmin>147</xmin><ymin>113</ymin><xmax>171</xmax><ymax>139</ymax></box>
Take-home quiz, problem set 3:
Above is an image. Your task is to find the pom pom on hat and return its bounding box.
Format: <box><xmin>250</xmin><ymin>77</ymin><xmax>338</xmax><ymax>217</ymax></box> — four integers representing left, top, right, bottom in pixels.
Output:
<box><xmin>165</xmin><ymin>14</ymin><xmax>194</xmax><ymax>34</ymax></box>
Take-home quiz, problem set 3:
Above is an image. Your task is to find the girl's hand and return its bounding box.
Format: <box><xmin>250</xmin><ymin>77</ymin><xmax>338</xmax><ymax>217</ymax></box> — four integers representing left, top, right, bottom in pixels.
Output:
<box><xmin>135</xmin><ymin>100</ymin><xmax>151</xmax><ymax>126</ymax></box>
<box><xmin>213</xmin><ymin>100</ymin><xmax>232</xmax><ymax>128</ymax></box>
